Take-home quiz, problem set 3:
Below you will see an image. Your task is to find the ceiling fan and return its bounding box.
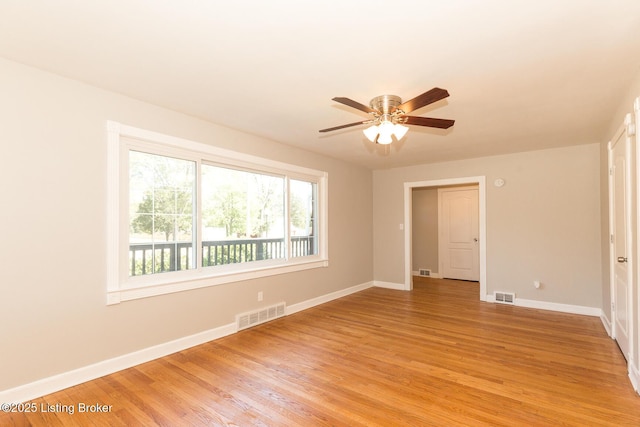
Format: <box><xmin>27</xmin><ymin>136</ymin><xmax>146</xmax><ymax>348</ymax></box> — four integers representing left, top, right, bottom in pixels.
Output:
<box><xmin>319</xmin><ymin>87</ymin><xmax>454</xmax><ymax>145</ymax></box>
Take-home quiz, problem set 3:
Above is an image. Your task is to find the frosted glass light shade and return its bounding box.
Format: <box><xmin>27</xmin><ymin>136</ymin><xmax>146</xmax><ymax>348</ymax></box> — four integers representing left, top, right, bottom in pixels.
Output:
<box><xmin>378</xmin><ymin>121</ymin><xmax>394</xmax><ymax>137</ymax></box>
<box><xmin>362</xmin><ymin>121</ymin><xmax>409</xmax><ymax>144</ymax></box>
<box><xmin>377</xmin><ymin>134</ymin><xmax>393</xmax><ymax>144</ymax></box>
<box><xmin>376</xmin><ymin>121</ymin><xmax>394</xmax><ymax>144</ymax></box>
<box><xmin>393</xmin><ymin>124</ymin><xmax>409</xmax><ymax>140</ymax></box>
<box><xmin>363</xmin><ymin>125</ymin><xmax>379</xmax><ymax>143</ymax></box>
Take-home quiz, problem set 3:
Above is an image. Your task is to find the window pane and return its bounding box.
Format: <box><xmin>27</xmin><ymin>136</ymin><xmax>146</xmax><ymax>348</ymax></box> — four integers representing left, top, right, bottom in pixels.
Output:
<box><xmin>290</xmin><ymin>179</ymin><xmax>317</xmax><ymax>257</ymax></box>
<box><xmin>129</xmin><ymin>151</ymin><xmax>196</xmax><ymax>276</ymax></box>
<box><xmin>201</xmin><ymin>165</ymin><xmax>285</xmax><ymax>266</ymax></box>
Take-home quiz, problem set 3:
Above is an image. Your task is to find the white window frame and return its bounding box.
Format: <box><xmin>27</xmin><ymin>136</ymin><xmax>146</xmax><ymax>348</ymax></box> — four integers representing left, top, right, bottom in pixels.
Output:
<box><xmin>107</xmin><ymin>121</ymin><xmax>328</xmax><ymax>304</ymax></box>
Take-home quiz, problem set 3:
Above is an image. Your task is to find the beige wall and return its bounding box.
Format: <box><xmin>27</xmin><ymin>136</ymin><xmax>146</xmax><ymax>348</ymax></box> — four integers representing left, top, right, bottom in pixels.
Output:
<box><xmin>374</xmin><ymin>143</ymin><xmax>602</xmax><ymax>308</ymax></box>
<box><xmin>0</xmin><ymin>58</ymin><xmax>373</xmax><ymax>391</ymax></box>
<box><xmin>411</xmin><ymin>188</ymin><xmax>439</xmax><ymax>274</ymax></box>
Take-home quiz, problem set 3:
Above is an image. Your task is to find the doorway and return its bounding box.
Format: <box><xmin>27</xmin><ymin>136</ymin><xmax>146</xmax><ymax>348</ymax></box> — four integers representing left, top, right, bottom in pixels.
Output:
<box><xmin>403</xmin><ymin>176</ymin><xmax>487</xmax><ymax>301</ymax></box>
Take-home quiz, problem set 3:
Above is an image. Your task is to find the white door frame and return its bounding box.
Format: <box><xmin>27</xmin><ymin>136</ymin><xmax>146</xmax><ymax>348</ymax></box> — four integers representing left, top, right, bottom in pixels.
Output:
<box><xmin>403</xmin><ymin>176</ymin><xmax>487</xmax><ymax>301</ymax></box>
<box><xmin>635</xmin><ymin>97</ymin><xmax>640</xmax><ymax>390</ymax></box>
<box><xmin>608</xmin><ymin>113</ymin><xmax>635</xmax><ymax>365</ymax></box>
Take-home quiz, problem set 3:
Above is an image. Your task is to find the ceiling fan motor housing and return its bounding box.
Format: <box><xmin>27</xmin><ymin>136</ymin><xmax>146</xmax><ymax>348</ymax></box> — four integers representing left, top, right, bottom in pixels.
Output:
<box><xmin>370</xmin><ymin>95</ymin><xmax>403</xmax><ymax>125</ymax></box>
<box><xmin>370</xmin><ymin>95</ymin><xmax>401</xmax><ymax>114</ymax></box>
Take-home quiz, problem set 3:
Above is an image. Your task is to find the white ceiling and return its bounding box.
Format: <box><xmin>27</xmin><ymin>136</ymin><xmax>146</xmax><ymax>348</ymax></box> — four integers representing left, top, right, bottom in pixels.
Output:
<box><xmin>1</xmin><ymin>1</ymin><xmax>640</xmax><ymax>169</ymax></box>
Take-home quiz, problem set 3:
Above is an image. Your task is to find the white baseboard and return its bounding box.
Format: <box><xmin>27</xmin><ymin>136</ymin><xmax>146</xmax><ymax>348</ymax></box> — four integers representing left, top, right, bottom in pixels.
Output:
<box><xmin>411</xmin><ymin>271</ymin><xmax>443</xmax><ymax>279</ymax></box>
<box><xmin>600</xmin><ymin>313</ymin><xmax>613</xmax><ymax>337</ymax></box>
<box><xmin>601</xmin><ymin>316</ymin><xmax>638</xmax><ymax>395</ymax></box>
<box><xmin>373</xmin><ymin>280</ymin><xmax>406</xmax><ymax>290</ymax></box>
<box><xmin>515</xmin><ymin>298</ymin><xmax>602</xmax><ymax>316</ymax></box>
<box><xmin>1</xmin><ymin>280</ymin><xmax>374</xmax><ymax>404</ymax></box>
<box><xmin>0</xmin><ymin>322</ymin><xmax>237</xmax><ymax>405</ymax></box>
<box><xmin>629</xmin><ymin>362</ymin><xmax>640</xmax><ymax>395</ymax></box>
<box><xmin>485</xmin><ymin>294</ymin><xmax>602</xmax><ymax>317</ymax></box>
<box><xmin>286</xmin><ymin>281</ymin><xmax>373</xmax><ymax>315</ymax></box>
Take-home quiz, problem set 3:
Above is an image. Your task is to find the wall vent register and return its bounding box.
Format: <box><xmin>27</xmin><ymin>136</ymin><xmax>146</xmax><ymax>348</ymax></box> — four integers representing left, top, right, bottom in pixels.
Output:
<box><xmin>494</xmin><ymin>292</ymin><xmax>515</xmax><ymax>305</ymax></box>
<box><xmin>237</xmin><ymin>302</ymin><xmax>286</xmax><ymax>331</ymax></box>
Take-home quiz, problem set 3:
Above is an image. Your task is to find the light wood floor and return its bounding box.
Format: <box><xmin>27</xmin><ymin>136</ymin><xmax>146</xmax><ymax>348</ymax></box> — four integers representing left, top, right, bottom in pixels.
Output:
<box><xmin>3</xmin><ymin>277</ymin><xmax>639</xmax><ymax>426</ymax></box>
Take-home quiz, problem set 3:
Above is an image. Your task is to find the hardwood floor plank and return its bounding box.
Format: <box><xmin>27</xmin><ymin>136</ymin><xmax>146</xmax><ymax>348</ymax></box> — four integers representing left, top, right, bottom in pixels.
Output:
<box><xmin>2</xmin><ymin>277</ymin><xmax>639</xmax><ymax>426</ymax></box>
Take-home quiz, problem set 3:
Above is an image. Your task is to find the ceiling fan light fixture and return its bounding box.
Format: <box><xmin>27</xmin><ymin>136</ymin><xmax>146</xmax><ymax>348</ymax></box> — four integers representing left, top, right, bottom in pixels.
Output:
<box><xmin>363</xmin><ymin>125</ymin><xmax>379</xmax><ymax>142</ymax></box>
<box><xmin>362</xmin><ymin>121</ymin><xmax>409</xmax><ymax>144</ymax></box>
<box><xmin>377</xmin><ymin>120</ymin><xmax>395</xmax><ymax>145</ymax></box>
<box><xmin>377</xmin><ymin>133</ymin><xmax>393</xmax><ymax>145</ymax></box>
<box><xmin>393</xmin><ymin>124</ymin><xmax>409</xmax><ymax>140</ymax></box>
<box><xmin>321</xmin><ymin>88</ymin><xmax>454</xmax><ymax>145</ymax></box>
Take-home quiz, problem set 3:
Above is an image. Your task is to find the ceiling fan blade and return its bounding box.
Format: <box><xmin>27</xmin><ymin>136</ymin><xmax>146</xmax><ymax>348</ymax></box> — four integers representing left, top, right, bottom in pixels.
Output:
<box><xmin>319</xmin><ymin>120</ymin><xmax>370</xmax><ymax>133</ymax></box>
<box><xmin>396</xmin><ymin>88</ymin><xmax>450</xmax><ymax>114</ymax></box>
<box><xmin>403</xmin><ymin>116</ymin><xmax>455</xmax><ymax>129</ymax></box>
<box><xmin>332</xmin><ymin>97</ymin><xmax>378</xmax><ymax>114</ymax></box>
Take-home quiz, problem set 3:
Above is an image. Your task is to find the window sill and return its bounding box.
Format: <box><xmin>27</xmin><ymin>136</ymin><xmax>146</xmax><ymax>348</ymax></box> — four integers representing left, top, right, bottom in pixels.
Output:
<box><xmin>107</xmin><ymin>257</ymin><xmax>328</xmax><ymax>305</ymax></box>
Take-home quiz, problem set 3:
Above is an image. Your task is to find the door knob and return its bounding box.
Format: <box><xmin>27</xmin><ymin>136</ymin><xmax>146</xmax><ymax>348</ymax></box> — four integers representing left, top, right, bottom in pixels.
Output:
<box><xmin>473</xmin><ymin>238</ymin><xmax>478</xmax><ymax>242</ymax></box>
<box><xmin>617</xmin><ymin>256</ymin><xmax>628</xmax><ymax>263</ymax></box>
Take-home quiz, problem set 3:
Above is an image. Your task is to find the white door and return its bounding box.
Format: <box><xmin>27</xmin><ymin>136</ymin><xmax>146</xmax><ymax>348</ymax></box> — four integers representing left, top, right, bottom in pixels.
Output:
<box><xmin>610</xmin><ymin>119</ymin><xmax>632</xmax><ymax>361</ymax></box>
<box><xmin>439</xmin><ymin>186</ymin><xmax>479</xmax><ymax>281</ymax></box>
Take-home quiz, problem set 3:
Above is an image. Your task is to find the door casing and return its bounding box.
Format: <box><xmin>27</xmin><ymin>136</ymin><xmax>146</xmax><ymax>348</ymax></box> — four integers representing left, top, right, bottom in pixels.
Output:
<box><xmin>608</xmin><ymin>112</ymin><xmax>635</xmax><ymax>364</ymax></box>
<box><xmin>403</xmin><ymin>176</ymin><xmax>487</xmax><ymax>300</ymax></box>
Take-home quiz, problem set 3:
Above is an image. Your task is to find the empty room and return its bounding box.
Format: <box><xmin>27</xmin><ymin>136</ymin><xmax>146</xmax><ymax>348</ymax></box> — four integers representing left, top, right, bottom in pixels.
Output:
<box><xmin>2</xmin><ymin>1</ymin><xmax>640</xmax><ymax>425</ymax></box>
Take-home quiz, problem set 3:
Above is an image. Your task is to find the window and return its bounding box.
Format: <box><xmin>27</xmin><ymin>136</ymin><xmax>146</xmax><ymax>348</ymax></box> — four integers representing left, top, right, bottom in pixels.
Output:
<box><xmin>290</xmin><ymin>179</ymin><xmax>318</xmax><ymax>257</ymax></box>
<box><xmin>107</xmin><ymin>122</ymin><xmax>328</xmax><ymax>304</ymax></box>
<box><xmin>129</xmin><ymin>151</ymin><xmax>196</xmax><ymax>276</ymax></box>
<box><xmin>200</xmin><ymin>165</ymin><xmax>285</xmax><ymax>267</ymax></box>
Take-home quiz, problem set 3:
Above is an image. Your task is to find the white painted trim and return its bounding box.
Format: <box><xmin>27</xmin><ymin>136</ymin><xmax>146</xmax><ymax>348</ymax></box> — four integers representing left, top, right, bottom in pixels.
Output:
<box><xmin>411</xmin><ymin>270</ymin><xmax>443</xmax><ymax>279</ymax></box>
<box><xmin>607</xmin><ymin>130</ymin><xmax>616</xmax><ymax>337</ymax></box>
<box><xmin>1</xmin><ymin>280</ymin><xmax>373</xmax><ymax>404</ymax></box>
<box><xmin>634</xmin><ymin>96</ymin><xmax>640</xmax><ymax>391</ymax></box>
<box><xmin>0</xmin><ymin>322</ymin><xmax>236</xmax><ymax>404</ymax></box>
<box><xmin>485</xmin><ymin>295</ymin><xmax>602</xmax><ymax>317</ymax></box>
<box><xmin>286</xmin><ymin>281</ymin><xmax>373</xmax><ymax>315</ymax></box>
<box><xmin>403</xmin><ymin>176</ymin><xmax>487</xmax><ymax>300</ymax></box>
<box><xmin>114</xmin><ymin>121</ymin><xmax>325</xmax><ymax>178</ymax></box>
<box><xmin>516</xmin><ymin>298</ymin><xmax>602</xmax><ymax>317</ymax></box>
<box><xmin>404</xmin><ymin>183</ymin><xmax>413</xmax><ymax>291</ymax></box>
<box><xmin>624</xmin><ymin>112</ymin><xmax>636</xmax><ymax>366</ymax></box>
<box><xmin>601</xmin><ymin>312</ymin><xmax>613</xmax><ymax>338</ymax></box>
<box><xmin>113</xmin><ymin>259</ymin><xmax>329</xmax><ymax>303</ymax></box>
<box><xmin>106</xmin><ymin>121</ymin><xmax>329</xmax><ymax>304</ymax></box>
<box><xmin>608</xmin><ymin>114</ymin><xmax>636</xmax><ymax>364</ymax></box>
<box><xmin>373</xmin><ymin>281</ymin><xmax>406</xmax><ymax>290</ymax></box>
<box><xmin>106</xmin><ymin>121</ymin><xmax>121</xmax><ymax>304</ymax></box>
<box><xmin>629</xmin><ymin>360</ymin><xmax>640</xmax><ymax>394</ymax></box>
